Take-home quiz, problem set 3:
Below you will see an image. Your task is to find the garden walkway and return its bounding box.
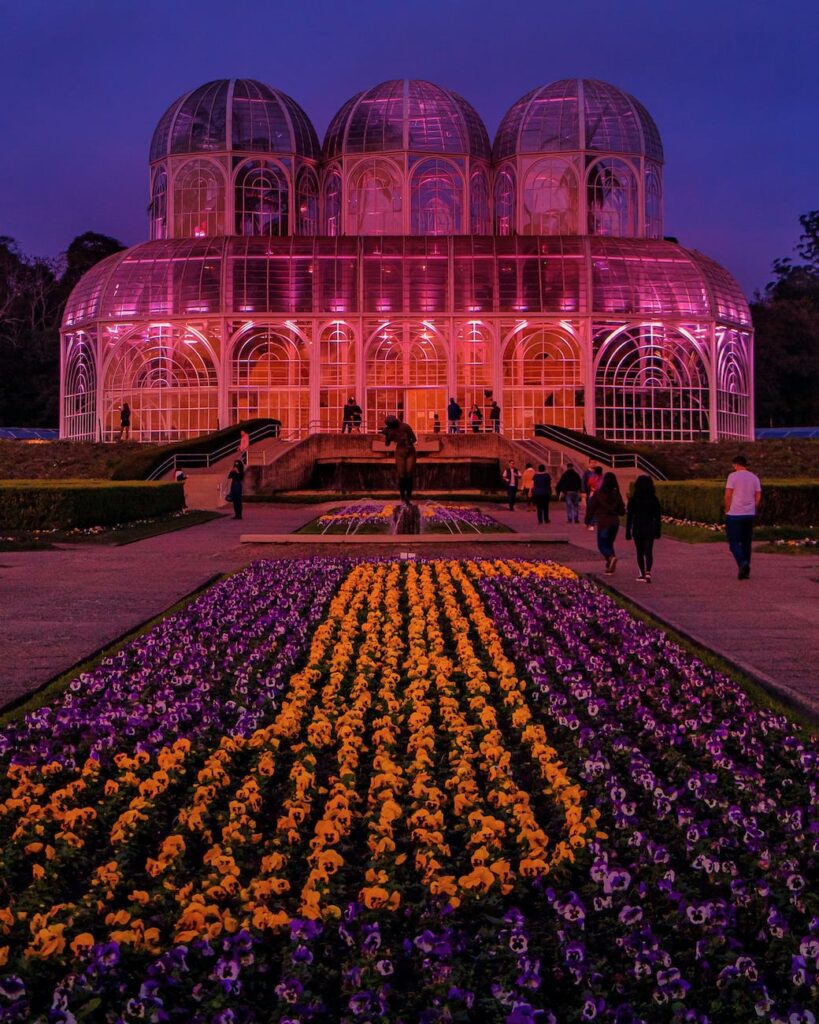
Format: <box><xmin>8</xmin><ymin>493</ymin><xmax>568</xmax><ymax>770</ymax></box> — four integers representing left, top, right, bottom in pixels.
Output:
<box><xmin>0</xmin><ymin>502</ymin><xmax>817</xmax><ymax>717</ymax></box>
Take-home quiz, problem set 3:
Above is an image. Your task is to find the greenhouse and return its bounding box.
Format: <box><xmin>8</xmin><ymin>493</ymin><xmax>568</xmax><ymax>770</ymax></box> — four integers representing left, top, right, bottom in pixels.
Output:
<box><xmin>60</xmin><ymin>78</ymin><xmax>753</xmax><ymax>443</ymax></box>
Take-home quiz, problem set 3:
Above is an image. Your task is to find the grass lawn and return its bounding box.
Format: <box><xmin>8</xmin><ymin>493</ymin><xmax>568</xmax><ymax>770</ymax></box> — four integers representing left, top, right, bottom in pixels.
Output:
<box><xmin>662</xmin><ymin>521</ymin><xmax>819</xmax><ymax>546</ymax></box>
<box><xmin>0</xmin><ymin>509</ymin><xmax>221</xmax><ymax>551</ymax></box>
<box><xmin>634</xmin><ymin>438</ymin><xmax>819</xmax><ymax>479</ymax></box>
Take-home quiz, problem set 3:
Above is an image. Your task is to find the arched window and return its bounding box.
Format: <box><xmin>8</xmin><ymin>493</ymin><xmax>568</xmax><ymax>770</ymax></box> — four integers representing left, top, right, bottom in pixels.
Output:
<box><xmin>322</xmin><ymin>167</ymin><xmax>342</xmax><ymax>236</ymax></box>
<box><xmin>103</xmin><ymin>326</ymin><xmax>218</xmax><ymax>441</ymax></box>
<box><xmin>296</xmin><ymin>167</ymin><xmax>319</xmax><ymax>235</ymax></box>
<box><xmin>522</xmin><ymin>159</ymin><xmax>578</xmax><ymax>235</ymax></box>
<box><xmin>587</xmin><ymin>158</ymin><xmax>637</xmax><ymax>237</ymax></box>
<box><xmin>410</xmin><ymin>159</ymin><xmax>463</xmax><ymax>234</ymax></box>
<box><xmin>63</xmin><ymin>334</ymin><xmax>97</xmax><ymax>440</ymax></box>
<box><xmin>349</xmin><ymin>160</ymin><xmax>403</xmax><ymax>235</ymax></box>
<box><xmin>502</xmin><ymin>327</ymin><xmax>583</xmax><ymax>437</ymax></box>
<box><xmin>469</xmin><ymin>169</ymin><xmax>490</xmax><ymax>234</ymax></box>
<box><xmin>230</xmin><ymin>328</ymin><xmax>309</xmax><ymax>436</ymax></box>
<box><xmin>150</xmin><ymin>168</ymin><xmax>167</xmax><ymax>240</ymax></box>
<box><xmin>645</xmin><ymin>165</ymin><xmax>663</xmax><ymax>240</ymax></box>
<box><xmin>364</xmin><ymin>324</ymin><xmax>447</xmax><ymax>432</ymax></box>
<box><xmin>173</xmin><ymin>159</ymin><xmax>226</xmax><ymax>238</ymax></box>
<box><xmin>235</xmin><ymin>161</ymin><xmax>289</xmax><ymax>237</ymax></box>
<box><xmin>494</xmin><ymin>167</ymin><xmax>515</xmax><ymax>236</ymax></box>
<box><xmin>319</xmin><ymin>322</ymin><xmax>356</xmax><ymax>432</ymax></box>
<box><xmin>456</xmin><ymin>322</ymin><xmax>492</xmax><ymax>425</ymax></box>
<box><xmin>595</xmin><ymin>325</ymin><xmax>710</xmax><ymax>442</ymax></box>
<box><xmin>716</xmin><ymin>329</ymin><xmax>751</xmax><ymax>439</ymax></box>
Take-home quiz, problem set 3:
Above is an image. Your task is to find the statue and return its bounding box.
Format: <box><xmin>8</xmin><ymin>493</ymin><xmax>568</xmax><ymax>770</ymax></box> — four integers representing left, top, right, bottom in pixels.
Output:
<box><xmin>382</xmin><ymin>415</ymin><xmax>417</xmax><ymax>506</ymax></box>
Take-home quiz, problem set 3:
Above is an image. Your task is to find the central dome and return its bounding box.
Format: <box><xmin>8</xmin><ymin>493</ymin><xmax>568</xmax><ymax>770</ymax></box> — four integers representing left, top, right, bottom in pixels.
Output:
<box><xmin>150</xmin><ymin>79</ymin><xmax>320</xmax><ymax>162</ymax></box>
<box><xmin>323</xmin><ymin>80</ymin><xmax>491</xmax><ymax>160</ymax></box>
<box><xmin>494</xmin><ymin>78</ymin><xmax>663</xmax><ymax>163</ymax></box>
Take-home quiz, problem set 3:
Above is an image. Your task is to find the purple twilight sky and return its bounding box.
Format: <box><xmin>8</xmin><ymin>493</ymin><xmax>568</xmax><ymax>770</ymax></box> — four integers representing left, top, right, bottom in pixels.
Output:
<box><xmin>0</xmin><ymin>0</ymin><xmax>816</xmax><ymax>297</ymax></box>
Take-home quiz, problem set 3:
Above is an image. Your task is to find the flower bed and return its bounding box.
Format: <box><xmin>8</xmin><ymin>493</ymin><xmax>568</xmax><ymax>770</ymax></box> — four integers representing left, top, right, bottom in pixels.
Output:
<box><xmin>0</xmin><ymin>559</ymin><xmax>815</xmax><ymax>1023</ymax></box>
<box><xmin>302</xmin><ymin>502</ymin><xmax>507</xmax><ymax>534</ymax></box>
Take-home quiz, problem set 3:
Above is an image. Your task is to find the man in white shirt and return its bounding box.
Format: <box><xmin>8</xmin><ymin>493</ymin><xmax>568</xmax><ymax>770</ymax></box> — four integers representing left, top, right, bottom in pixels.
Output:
<box><xmin>724</xmin><ymin>455</ymin><xmax>762</xmax><ymax>579</ymax></box>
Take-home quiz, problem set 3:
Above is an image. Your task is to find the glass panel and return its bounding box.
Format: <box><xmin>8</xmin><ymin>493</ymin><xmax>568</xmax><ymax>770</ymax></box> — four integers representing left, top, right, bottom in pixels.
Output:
<box><xmin>235</xmin><ymin>160</ymin><xmax>289</xmax><ymax>236</ymax></box>
<box><xmin>173</xmin><ymin>159</ymin><xmax>226</xmax><ymax>237</ymax></box>
<box><xmin>410</xmin><ymin>159</ymin><xmax>463</xmax><ymax>234</ymax></box>
<box><xmin>522</xmin><ymin>158</ymin><xmax>578</xmax><ymax>235</ymax></box>
<box><xmin>587</xmin><ymin>158</ymin><xmax>638</xmax><ymax>237</ymax></box>
<box><xmin>348</xmin><ymin>159</ymin><xmax>403</xmax><ymax>234</ymax></box>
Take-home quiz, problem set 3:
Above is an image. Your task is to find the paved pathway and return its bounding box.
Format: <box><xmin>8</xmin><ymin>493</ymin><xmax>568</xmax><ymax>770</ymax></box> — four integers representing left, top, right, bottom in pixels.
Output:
<box><xmin>1</xmin><ymin>502</ymin><xmax>817</xmax><ymax>717</ymax></box>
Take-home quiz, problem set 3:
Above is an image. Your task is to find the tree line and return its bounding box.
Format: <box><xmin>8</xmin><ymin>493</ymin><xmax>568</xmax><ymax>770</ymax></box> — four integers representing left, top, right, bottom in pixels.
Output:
<box><xmin>0</xmin><ymin>221</ymin><xmax>817</xmax><ymax>430</ymax></box>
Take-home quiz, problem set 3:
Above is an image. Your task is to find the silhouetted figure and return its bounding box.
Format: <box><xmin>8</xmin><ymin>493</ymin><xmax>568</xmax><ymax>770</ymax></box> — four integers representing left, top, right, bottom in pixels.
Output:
<box><xmin>383</xmin><ymin>415</ymin><xmax>417</xmax><ymax>505</ymax></box>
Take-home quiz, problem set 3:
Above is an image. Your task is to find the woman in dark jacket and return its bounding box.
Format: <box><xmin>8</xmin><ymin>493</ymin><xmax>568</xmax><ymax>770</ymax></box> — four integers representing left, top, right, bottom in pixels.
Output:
<box><xmin>585</xmin><ymin>471</ymin><xmax>625</xmax><ymax>574</ymax></box>
<box><xmin>626</xmin><ymin>475</ymin><xmax>662</xmax><ymax>582</ymax></box>
<box><xmin>227</xmin><ymin>459</ymin><xmax>245</xmax><ymax>520</ymax></box>
<box><xmin>532</xmin><ymin>464</ymin><xmax>552</xmax><ymax>524</ymax></box>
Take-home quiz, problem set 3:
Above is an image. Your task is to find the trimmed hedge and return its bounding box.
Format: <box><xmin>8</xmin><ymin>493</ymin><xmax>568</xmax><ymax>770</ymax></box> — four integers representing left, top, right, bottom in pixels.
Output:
<box><xmin>0</xmin><ymin>480</ymin><xmax>185</xmax><ymax>530</ymax></box>
<box><xmin>655</xmin><ymin>479</ymin><xmax>818</xmax><ymax>527</ymax></box>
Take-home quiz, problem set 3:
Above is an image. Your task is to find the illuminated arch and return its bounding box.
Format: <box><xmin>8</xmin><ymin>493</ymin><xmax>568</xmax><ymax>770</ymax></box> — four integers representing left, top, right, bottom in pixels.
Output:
<box><xmin>587</xmin><ymin>158</ymin><xmax>638</xmax><ymax>237</ymax></box>
<box><xmin>348</xmin><ymin>159</ymin><xmax>403</xmax><ymax>235</ymax></box>
<box><xmin>103</xmin><ymin>325</ymin><xmax>218</xmax><ymax>441</ymax></box>
<box><xmin>173</xmin><ymin>159</ymin><xmax>226</xmax><ymax>238</ymax></box>
<box><xmin>502</xmin><ymin>325</ymin><xmax>583</xmax><ymax>437</ymax></box>
<box><xmin>469</xmin><ymin>169</ymin><xmax>490</xmax><ymax>234</ymax></box>
<box><xmin>364</xmin><ymin>322</ymin><xmax>448</xmax><ymax>432</ymax></box>
<box><xmin>716</xmin><ymin>329</ymin><xmax>751</xmax><ymax>439</ymax></box>
<box><xmin>150</xmin><ymin>167</ymin><xmax>167</xmax><ymax>240</ymax></box>
<box><xmin>410</xmin><ymin>159</ymin><xmax>464</xmax><ymax>234</ymax></box>
<box><xmin>319</xmin><ymin>321</ymin><xmax>357</xmax><ymax>432</ymax></box>
<box><xmin>494</xmin><ymin>166</ymin><xmax>516</xmax><ymax>236</ymax></box>
<box><xmin>296</xmin><ymin>167</ymin><xmax>319</xmax><ymax>235</ymax></box>
<box><xmin>456</xmin><ymin>322</ymin><xmax>494</xmax><ymax>429</ymax></box>
<box><xmin>595</xmin><ymin>324</ymin><xmax>710</xmax><ymax>441</ymax></box>
<box><xmin>235</xmin><ymin>160</ymin><xmax>289</xmax><ymax>237</ymax></box>
<box><xmin>322</xmin><ymin>166</ymin><xmax>343</xmax><ymax>236</ymax></box>
<box><xmin>229</xmin><ymin>326</ymin><xmax>309</xmax><ymax>436</ymax></box>
<box><xmin>522</xmin><ymin>158</ymin><xmax>578</xmax><ymax>235</ymax></box>
<box><xmin>63</xmin><ymin>333</ymin><xmax>97</xmax><ymax>440</ymax></box>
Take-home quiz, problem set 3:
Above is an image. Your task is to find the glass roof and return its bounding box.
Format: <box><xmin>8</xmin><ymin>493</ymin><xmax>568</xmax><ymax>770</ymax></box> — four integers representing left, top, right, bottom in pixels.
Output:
<box><xmin>150</xmin><ymin>80</ymin><xmax>320</xmax><ymax>162</ymax></box>
<box><xmin>64</xmin><ymin>237</ymin><xmax>748</xmax><ymax>327</ymax></box>
<box><xmin>323</xmin><ymin>80</ymin><xmax>491</xmax><ymax>160</ymax></box>
<box><xmin>494</xmin><ymin>79</ymin><xmax>663</xmax><ymax>163</ymax></box>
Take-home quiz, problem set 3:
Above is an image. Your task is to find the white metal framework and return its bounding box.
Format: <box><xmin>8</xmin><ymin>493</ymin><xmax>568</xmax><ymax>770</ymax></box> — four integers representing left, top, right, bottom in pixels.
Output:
<box><xmin>60</xmin><ymin>77</ymin><xmax>753</xmax><ymax>443</ymax></box>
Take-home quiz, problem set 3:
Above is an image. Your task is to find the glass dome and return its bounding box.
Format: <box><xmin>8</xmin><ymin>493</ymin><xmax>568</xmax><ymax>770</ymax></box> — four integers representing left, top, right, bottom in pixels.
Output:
<box><xmin>323</xmin><ymin>80</ymin><xmax>491</xmax><ymax>160</ymax></box>
<box><xmin>150</xmin><ymin>79</ymin><xmax>320</xmax><ymax>162</ymax></box>
<box><xmin>494</xmin><ymin>79</ymin><xmax>663</xmax><ymax>163</ymax></box>
<box><xmin>63</xmin><ymin>236</ymin><xmax>750</xmax><ymax>327</ymax></box>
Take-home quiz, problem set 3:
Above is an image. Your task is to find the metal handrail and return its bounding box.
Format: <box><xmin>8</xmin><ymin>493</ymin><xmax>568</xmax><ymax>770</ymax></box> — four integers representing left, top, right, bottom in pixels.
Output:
<box><xmin>146</xmin><ymin>422</ymin><xmax>283</xmax><ymax>481</ymax></box>
<box><xmin>533</xmin><ymin>424</ymin><xmax>667</xmax><ymax>480</ymax></box>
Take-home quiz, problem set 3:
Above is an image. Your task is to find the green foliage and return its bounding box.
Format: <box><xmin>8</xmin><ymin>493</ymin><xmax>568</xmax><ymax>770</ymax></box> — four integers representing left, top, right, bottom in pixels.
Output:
<box><xmin>655</xmin><ymin>479</ymin><xmax>818</xmax><ymax>527</ymax></box>
<box><xmin>632</xmin><ymin>439</ymin><xmax>819</xmax><ymax>480</ymax></box>
<box><xmin>0</xmin><ymin>232</ymin><xmax>124</xmax><ymax>429</ymax></box>
<box><xmin>752</xmin><ymin>210</ymin><xmax>819</xmax><ymax>426</ymax></box>
<box><xmin>0</xmin><ymin>480</ymin><xmax>184</xmax><ymax>530</ymax></box>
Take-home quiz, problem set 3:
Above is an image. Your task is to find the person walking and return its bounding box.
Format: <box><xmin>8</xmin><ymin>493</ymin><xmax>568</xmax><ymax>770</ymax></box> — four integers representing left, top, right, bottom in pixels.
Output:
<box><xmin>469</xmin><ymin>403</ymin><xmax>483</xmax><ymax>433</ymax></box>
<box><xmin>724</xmin><ymin>454</ymin><xmax>762</xmax><ymax>579</ymax></box>
<box><xmin>520</xmin><ymin>462</ymin><xmax>536</xmax><ymax>507</ymax></box>
<box><xmin>383</xmin><ymin>415</ymin><xmax>417</xmax><ymax>505</ymax></box>
<box><xmin>626</xmin><ymin>475</ymin><xmax>662</xmax><ymax>582</ymax></box>
<box><xmin>502</xmin><ymin>459</ymin><xmax>521</xmax><ymax>510</ymax></box>
<box><xmin>585</xmin><ymin>465</ymin><xmax>603</xmax><ymax>530</ymax></box>
<box><xmin>227</xmin><ymin>459</ymin><xmax>245</xmax><ymax>520</ymax></box>
<box><xmin>238</xmin><ymin>429</ymin><xmax>250</xmax><ymax>465</ymax></box>
<box><xmin>118</xmin><ymin>402</ymin><xmax>131</xmax><ymax>441</ymax></box>
<box><xmin>556</xmin><ymin>462</ymin><xmax>582</xmax><ymax>523</ymax></box>
<box><xmin>532</xmin><ymin>464</ymin><xmax>552</xmax><ymax>524</ymax></box>
<box><xmin>489</xmin><ymin>401</ymin><xmax>501</xmax><ymax>433</ymax></box>
<box><xmin>585</xmin><ymin>471</ymin><xmax>625</xmax><ymax>575</ymax></box>
<box><xmin>447</xmin><ymin>397</ymin><xmax>463</xmax><ymax>434</ymax></box>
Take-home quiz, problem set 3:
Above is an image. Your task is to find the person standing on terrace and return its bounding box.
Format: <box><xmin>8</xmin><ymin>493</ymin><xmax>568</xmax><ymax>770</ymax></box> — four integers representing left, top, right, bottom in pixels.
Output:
<box><xmin>724</xmin><ymin>454</ymin><xmax>762</xmax><ymax>579</ymax></box>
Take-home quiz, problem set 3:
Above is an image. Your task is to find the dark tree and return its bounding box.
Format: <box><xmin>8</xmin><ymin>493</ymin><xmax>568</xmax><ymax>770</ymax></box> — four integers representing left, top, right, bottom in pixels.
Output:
<box><xmin>0</xmin><ymin>232</ymin><xmax>124</xmax><ymax>427</ymax></box>
<box><xmin>751</xmin><ymin>212</ymin><xmax>819</xmax><ymax>427</ymax></box>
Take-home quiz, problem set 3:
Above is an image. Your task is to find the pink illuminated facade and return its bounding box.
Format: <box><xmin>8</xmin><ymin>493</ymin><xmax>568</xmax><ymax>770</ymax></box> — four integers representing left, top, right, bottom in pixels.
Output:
<box><xmin>61</xmin><ymin>78</ymin><xmax>753</xmax><ymax>443</ymax></box>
